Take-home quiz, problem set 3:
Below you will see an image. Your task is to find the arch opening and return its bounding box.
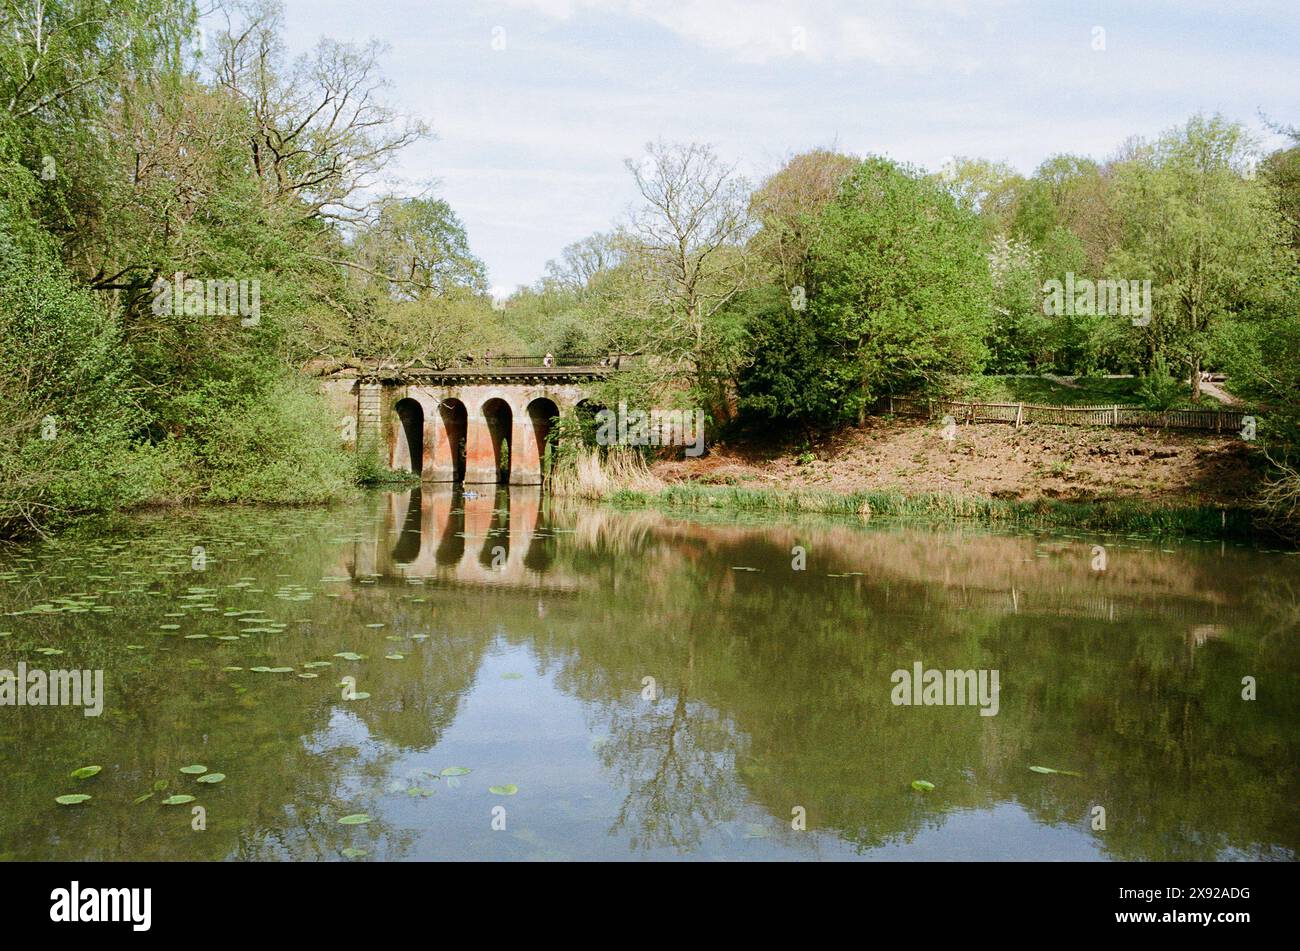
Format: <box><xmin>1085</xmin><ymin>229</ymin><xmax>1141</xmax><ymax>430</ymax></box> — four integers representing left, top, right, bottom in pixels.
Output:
<box><xmin>437</xmin><ymin>398</ymin><xmax>468</xmax><ymax>482</ymax></box>
<box><xmin>526</xmin><ymin>397</ymin><xmax>561</xmax><ymax>482</ymax></box>
<box><xmin>574</xmin><ymin>398</ymin><xmax>606</xmax><ymax>449</ymax></box>
<box><xmin>482</xmin><ymin>398</ymin><xmax>513</xmax><ymax>484</ymax></box>
<box><xmin>392</xmin><ymin>398</ymin><xmax>424</xmax><ymax>475</ymax></box>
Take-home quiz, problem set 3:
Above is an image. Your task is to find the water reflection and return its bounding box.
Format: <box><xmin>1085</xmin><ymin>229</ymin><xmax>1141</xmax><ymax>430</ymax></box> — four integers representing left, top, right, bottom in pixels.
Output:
<box><xmin>349</xmin><ymin>487</ymin><xmax>565</xmax><ymax>591</ymax></box>
<box><xmin>0</xmin><ymin>488</ymin><xmax>1294</xmax><ymax>861</ymax></box>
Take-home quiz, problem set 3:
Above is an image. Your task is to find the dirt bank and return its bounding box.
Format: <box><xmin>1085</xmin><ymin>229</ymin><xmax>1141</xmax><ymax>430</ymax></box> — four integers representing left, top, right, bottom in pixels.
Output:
<box><xmin>653</xmin><ymin>418</ymin><xmax>1262</xmax><ymax>508</ymax></box>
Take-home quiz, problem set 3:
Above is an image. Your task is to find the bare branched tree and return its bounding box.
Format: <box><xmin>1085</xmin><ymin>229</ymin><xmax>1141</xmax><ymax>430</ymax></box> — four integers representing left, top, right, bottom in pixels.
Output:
<box><xmin>619</xmin><ymin>141</ymin><xmax>754</xmax><ymax>403</ymax></box>
<box><xmin>212</xmin><ymin>0</ymin><xmax>429</xmax><ymax>223</ymax></box>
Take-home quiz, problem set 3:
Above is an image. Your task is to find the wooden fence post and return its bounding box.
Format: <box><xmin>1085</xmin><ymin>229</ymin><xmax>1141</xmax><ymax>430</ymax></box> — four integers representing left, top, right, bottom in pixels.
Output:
<box><xmin>1015</xmin><ymin>403</ymin><xmax>1023</xmax><ymax>429</ymax></box>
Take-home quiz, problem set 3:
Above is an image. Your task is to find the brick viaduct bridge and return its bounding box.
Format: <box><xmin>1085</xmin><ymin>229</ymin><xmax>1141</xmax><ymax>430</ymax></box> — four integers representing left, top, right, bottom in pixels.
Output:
<box><xmin>320</xmin><ymin>355</ymin><xmax>619</xmax><ymax>485</ymax></box>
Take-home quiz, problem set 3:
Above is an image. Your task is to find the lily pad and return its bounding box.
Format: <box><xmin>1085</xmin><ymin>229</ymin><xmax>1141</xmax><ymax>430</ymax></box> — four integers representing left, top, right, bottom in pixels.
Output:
<box><xmin>196</xmin><ymin>773</ymin><xmax>225</xmax><ymax>784</ymax></box>
<box><xmin>341</xmin><ymin>847</ymin><xmax>367</xmax><ymax>858</ymax></box>
<box><xmin>132</xmin><ymin>792</ymin><xmax>154</xmax><ymax>805</ymax></box>
<box><xmin>70</xmin><ymin>765</ymin><xmax>101</xmax><ymax>780</ymax></box>
<box><xmin>179</xmin><ymin>764</ymin><xmax>207</xmax><ymax>775</ymax></box>
<box><xmin>161</xmin><ymin>794</ymin><xmax>196</xmax><ymax>805</ymax></box>
<box><xmin>489</xmin><ymin>784</ymin><xmax>519</xmax><ymax>796</ymax></box>
<box><xmin>55</xmin><ymin>794</ymin><xmax>92</xmax><ymax>805</ymax></box>
<box><xmin>338</xmin><ymin>813</ymin><xmax>372</xmax><ymax>825</ymax></box>
<box><xmin>440</xmin><ymin>767</ymin><xmax>471</xmax><ymax>777</ymax></box>
<box><xmin>333</xmin><ymin>652</ymin><xmax>364</xmax><ymax>661</ymax></box>
<box><xmin>910</xmin><ymin>780</ymin><xmax>935</xmax><ymax>792</ymax></box>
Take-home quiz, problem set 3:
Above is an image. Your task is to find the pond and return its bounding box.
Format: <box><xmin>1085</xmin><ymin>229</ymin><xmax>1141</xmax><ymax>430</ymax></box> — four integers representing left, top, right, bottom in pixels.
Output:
<box><xmin>0</xmin><ymin>488</ymin><xmax>1296</xmax><ymax>861</ymax></box>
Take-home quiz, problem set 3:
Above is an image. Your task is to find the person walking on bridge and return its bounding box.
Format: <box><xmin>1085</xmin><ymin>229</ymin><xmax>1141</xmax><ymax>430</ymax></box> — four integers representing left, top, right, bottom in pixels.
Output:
<box><xmin>543</xmin><ymin>352</ymin><xmax>554</xmax><ymax>367</ymax></box>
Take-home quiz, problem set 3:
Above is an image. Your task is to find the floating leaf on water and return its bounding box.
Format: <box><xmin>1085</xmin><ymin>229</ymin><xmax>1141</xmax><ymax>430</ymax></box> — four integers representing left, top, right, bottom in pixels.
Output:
<box><xmin>179</xmin><ymin>765</ymin><xmax>207</xmax><ymax>775</ymax></box>
<box><xmin>55</xmin><ymin>794</ymin><xmax>92</xmax><ymax>805</ymax></box>
<box><xmin>268</xmin><ymin>666</ymin><xmax>293</xmax><ymax>673</ymax></box>
<box><xmin>384</xmin><ymin>653</ymin><xmax>404</xmax><ymax>661</ymax></box>
<box><xmin>501</xmin><ymin>672</ymin><xmax>524</xmax><ymax>680</ymax></box>
<box><xmin>298</xmin><ymin>672</ymin><xmax>318</xmax><ymax>679</ymax></box>
<box><xmin>341</xmin><ymin>847</ymin><xmax>367</xmax><ymax>858</ymax></box>
<box><xmin>743</xmin><ymin>823</ymin><xmax>771</xmax><ymax>839</ymax></box>
<box><xmin>440</xmin><ymin>767</ymin><xmax>471</xmax><ymax>777</ymax></box>
<box><xmin>132</xmin><ymin>793</ymin><xmax>154</xmax><ymax>805</ymax></box>
<box><xmin>1028</xmin><ymin>765</ymin><xmax>1082</xmax><ymax>777</ymax></box>
<box><xmin>338</xmin><ymin>813</ymin><xmax>371</xmax><ymax>825</ymax></box>
<box><xmin>161</xmin><ymin>795</ymin><xmax>196</xmax><ymax>805</ymax></box>
<box><xmin>347</xmin><ymin>691</ymin><xmax>371</xmax><ymax>700</ymax></box>
<box><xmin>158</xmin><ymin>624</ymin><xmax>180</xmax><ymax>631</ymax></box>
<box><xmin>70</xmin><ymin>765</ymin><xmax>101</xmax><ymax>780</ymax></box>
<box><xmin>196</xmin><ymin>773</ymin><xmax>225</xmax><ymax>784</ymax></box>
<box><xmin>488</xmin><ymin>784</ymin><xmax>518</xmax><ymax>796</ymax></box>
<box><xmin>333</xmin><ymin>652</ymin><xmax>364</xmax><ymax>661</ymax></box>
<box><xmin>406</xmin><ymin>786</ymin><xmax>434</xmax><ymax>797</ymax></box>
<box><xmin>910</xmin><ymin>780</ymin><xmax>935</xmax><ymax>792</ymax></box>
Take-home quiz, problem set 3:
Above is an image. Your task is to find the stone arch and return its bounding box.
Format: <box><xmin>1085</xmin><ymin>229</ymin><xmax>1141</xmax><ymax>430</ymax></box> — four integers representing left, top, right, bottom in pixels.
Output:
<box><xmin>391</xmin><ymin>398</ymin><xmax>424</xmax><ymax>475</ymax></box>
<box><xmin>432</xmin><ymin>398</ymin><xmax>468</xmax><ymax>482</ymax></box>
<box><xmin>517</xmin><ymin>396</ymin><xmax>561</xmax><ymax>484</ymax></box>
<box><xmin>573</xmin><ymin>397</ymin><xmax>606</xmax><ymax>449</ymax></box>
<box><xmin>480</xmin><ymin>397</ymin><xmax>513</xmax><ymax>484</ymax></box>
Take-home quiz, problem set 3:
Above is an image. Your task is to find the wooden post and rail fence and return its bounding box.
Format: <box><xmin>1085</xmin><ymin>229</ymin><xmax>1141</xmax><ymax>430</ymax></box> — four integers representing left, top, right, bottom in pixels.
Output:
<box><xmin>881</xmin><ymin>395</ymin><xmax>1256</xmax><ymax>436</ymax></box>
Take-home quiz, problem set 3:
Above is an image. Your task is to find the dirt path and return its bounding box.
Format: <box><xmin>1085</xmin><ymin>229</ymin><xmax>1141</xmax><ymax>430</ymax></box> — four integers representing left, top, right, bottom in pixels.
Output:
<box><xmin>1198</xmin><ymin>379</ymin><xmax>1242</xmax><ymax>406</ymax></box>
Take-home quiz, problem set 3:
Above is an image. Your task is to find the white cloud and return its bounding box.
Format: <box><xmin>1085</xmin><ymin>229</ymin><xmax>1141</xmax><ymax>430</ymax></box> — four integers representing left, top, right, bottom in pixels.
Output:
<box><xmin>499</xmin><ymin>0</ymin><xmax>975</xmax><ymax>66</ymax></box>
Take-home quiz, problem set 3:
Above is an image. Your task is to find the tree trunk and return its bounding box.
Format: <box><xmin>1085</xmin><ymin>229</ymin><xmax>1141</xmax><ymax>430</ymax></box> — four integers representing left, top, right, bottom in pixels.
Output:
<box><xmin>1190</xmin><ymin>357</ymin><xmax>1202</xmax><ymax>402</ymax></box>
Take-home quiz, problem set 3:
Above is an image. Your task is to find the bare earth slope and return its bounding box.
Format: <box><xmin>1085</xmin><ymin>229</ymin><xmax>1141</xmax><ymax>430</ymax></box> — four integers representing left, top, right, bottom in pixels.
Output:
<box><xmin>654</xmin><ymin>418</ymin><xmax>1261</xmax><ymax>508</ymax></box>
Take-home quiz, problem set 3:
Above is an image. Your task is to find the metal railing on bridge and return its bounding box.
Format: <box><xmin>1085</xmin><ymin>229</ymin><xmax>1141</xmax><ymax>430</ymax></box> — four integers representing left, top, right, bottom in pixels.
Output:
<box><xmin>309</xmin><ymin>354</ymin><xmax>638</xmax><ymax>378</ymax></box>
<box><xmin>459</xmin><ymin>353</ymin><xmax>632</xmax><ymax>369</ymax></box>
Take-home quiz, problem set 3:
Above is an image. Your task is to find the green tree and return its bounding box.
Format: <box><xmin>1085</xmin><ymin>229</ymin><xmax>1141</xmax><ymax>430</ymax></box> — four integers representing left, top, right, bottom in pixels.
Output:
<box><xmin>1108</xmin><ymin>114</ymin><xmax>1292</xmax><ymax>400</ymax></box>
<box><xmin>758</xmin><ymin>157</ymin><xmax>990</xmax><ymax>424</ymax></box>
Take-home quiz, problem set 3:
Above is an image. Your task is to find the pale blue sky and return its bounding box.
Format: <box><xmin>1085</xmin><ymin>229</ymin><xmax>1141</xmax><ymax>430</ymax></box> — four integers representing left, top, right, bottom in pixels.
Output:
<box><xmin>265</xmin><ymin>0</ymin><xmax>1299</xmax><ymax>295</ymax></box>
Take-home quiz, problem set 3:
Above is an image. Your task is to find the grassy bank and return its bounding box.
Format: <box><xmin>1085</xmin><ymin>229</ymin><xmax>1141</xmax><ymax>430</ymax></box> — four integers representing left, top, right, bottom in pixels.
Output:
<box><xmin>594</xmin><ymin>482</ymin><xmax>1260</xmax><ymax>540</ymax></box>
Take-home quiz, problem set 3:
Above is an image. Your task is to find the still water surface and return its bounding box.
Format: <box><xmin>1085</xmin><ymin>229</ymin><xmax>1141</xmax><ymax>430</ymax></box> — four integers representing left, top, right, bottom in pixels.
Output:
<box><xmin>1</xmin><ymin>488</ymin><xmax>1296</xmax><ymax>861</ymax></box>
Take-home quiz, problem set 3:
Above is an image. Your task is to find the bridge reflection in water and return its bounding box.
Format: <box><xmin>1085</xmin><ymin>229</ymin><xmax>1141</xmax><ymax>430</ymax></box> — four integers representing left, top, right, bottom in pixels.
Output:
<box><xmin>346</xmin><ymin>486</ymin><xmax>583</xmax><ymax>592</ymax></box>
